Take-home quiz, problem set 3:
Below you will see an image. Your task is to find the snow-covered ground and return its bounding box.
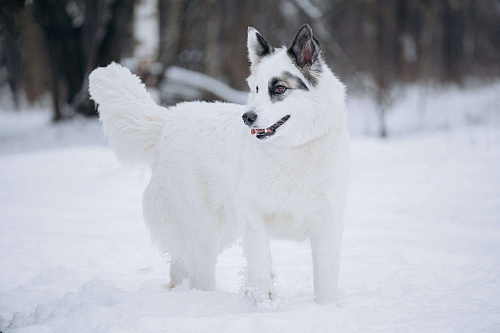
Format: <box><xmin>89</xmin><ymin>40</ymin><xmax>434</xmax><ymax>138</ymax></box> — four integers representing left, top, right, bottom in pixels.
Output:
<box><xmin>1</xmin><ymin>84</ymin><xmax>500</xmax><ymax>332</ymax></box>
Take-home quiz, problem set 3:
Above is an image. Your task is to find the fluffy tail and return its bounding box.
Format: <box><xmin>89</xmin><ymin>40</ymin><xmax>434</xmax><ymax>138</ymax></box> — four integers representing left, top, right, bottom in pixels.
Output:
<box><xmin>89</xmin><ymin>62</ymin><xmax>165</xmax><ymax>165</ymax></box>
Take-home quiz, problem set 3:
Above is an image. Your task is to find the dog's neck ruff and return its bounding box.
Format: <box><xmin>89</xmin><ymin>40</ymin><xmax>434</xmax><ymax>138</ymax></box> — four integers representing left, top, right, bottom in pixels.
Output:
<box><xmin>251</xmin><ymin>115</ymin><xmax>290</xmax><ymax>140</ymax></box>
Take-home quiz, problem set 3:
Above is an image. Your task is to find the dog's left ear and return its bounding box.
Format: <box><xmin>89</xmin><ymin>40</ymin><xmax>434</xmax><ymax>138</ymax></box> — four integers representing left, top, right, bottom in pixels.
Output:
<box><xmin>287</xmin><ymin>24</ymin><xmax>322</xmax><ymax>71</ymax></box>
<box><xmin>247</xmin><ymin>27</ymin><xmax>274</xmax><ymax>70</ymax></box>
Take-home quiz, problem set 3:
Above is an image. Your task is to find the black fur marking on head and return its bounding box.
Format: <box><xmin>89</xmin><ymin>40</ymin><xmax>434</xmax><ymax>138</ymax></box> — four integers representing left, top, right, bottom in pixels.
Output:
<box><xmin>268</xmin><ymin>77</ymin><xmax>288</xmax><ymax>103</ymax></box>
<box><xmin>255</xmin><ymin>32</ymin><xmax>274</xmax><ymax>58</ymax></box>
<box><xmin>282</xmin><ymin>71</ymin><xmax>309</xmax><ymax>91</ymax></box>
<box><xmin>268</xmin><ymin>71</ymin><xmax>309</xmax><ymax>103</ymax></box>
<box><xmin>287</xmin><ymin>24</ymin><xmax>323</xmax><ymax>86</ymax></box>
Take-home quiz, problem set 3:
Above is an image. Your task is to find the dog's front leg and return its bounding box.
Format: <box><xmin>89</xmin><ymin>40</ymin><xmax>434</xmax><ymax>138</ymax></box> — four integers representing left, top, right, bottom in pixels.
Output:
<box><xmin>310</xmin><ymin>213</ymin><xmax>343</xmax><ymax>305</ymax></box>
<box><xmin>238</xmin><ymin>209</ymin><xmax>274</xmax><ymax>302</ymax></box>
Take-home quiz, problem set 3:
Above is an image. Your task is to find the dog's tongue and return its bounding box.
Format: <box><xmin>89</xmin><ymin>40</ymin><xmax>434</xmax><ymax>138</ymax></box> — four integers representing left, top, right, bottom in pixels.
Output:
<box><xmin>251</xmin><ymin>128</ymin><xmax>271</xmax><ymax>135</ymax></box>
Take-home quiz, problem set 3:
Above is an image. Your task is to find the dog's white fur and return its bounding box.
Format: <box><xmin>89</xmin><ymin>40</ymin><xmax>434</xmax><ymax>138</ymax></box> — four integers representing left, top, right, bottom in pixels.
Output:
<box><xmin>89</xmin><ymin>25</ymin><xmax>348</xmax><ymax>305</ymax></box>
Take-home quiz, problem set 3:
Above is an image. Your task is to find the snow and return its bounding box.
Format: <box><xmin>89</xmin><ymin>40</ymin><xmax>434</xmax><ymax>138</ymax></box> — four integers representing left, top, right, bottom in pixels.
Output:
<box><xmin>1</xmin><ymin>86</ymin><xmax>500</xmax><ymax>332</ymax></box>
<box><xmin>347</xmin><ymin>80</ymin><xmax>500</xmax><ymax>136</ymax></box>
<box><xmin>164</xmin><ymin>66</ymin><xmax>249</xmax><ymax>104</ymax></box>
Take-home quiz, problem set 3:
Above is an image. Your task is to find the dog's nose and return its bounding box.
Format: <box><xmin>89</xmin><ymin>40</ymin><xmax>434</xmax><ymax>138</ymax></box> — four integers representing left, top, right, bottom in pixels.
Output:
<box><xmin>242</xmin><ymin>111</ymin><xmax>257</xmax><ymax>126</ymax></box>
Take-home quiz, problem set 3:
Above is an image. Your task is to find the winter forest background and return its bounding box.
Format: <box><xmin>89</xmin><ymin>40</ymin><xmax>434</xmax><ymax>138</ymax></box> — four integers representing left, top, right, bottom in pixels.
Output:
<box><xmin>2</xmin><ymin>0</ymin><xmax>500</xmax><ymax>135</ymax></box>
<box><xmin>1</xmin><ymin>1</ymin><xmax>500</xmax><ymax>332</ymax></box>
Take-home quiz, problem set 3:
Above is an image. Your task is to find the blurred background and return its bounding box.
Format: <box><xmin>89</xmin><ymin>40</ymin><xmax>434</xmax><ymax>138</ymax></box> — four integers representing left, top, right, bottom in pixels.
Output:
<box><xmin>1</xmin><ymin>0</ymin><xmax>499</xmax><ymax>138</ymax></box>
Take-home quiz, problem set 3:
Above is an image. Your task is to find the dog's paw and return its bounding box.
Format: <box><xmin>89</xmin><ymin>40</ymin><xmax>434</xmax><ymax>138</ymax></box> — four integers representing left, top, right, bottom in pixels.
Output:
<box><xmin>245</xmin><ymin>287</ymin><xmax>273</xmax><ymax>302</ymax></box>
<box><xmin>244</xmin><ymin>287</ymin><xmax>281</xmax><ymax>310</ymax></box>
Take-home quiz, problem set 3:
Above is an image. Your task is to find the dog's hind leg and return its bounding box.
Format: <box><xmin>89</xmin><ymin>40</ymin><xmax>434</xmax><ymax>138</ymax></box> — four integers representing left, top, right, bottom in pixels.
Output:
<box><xmin>187</xmin><ymin>246</ymin><xmax>218</xmax><ymax>291</ymax></box>
<box><xmin>169</xmin><ymin>256</ymin><xmax>187</xmax><ymax>289</ymax></box>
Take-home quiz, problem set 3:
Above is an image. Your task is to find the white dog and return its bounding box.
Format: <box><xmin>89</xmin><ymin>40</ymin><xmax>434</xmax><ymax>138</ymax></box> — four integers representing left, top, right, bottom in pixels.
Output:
<box><xmin>89</xmin><ymin>24</ymin><xmax>348</xmax><ymax>305</ymax></box>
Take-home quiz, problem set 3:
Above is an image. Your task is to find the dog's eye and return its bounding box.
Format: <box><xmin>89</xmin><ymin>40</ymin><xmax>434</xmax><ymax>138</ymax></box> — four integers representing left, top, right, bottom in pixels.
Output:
<box><xmin>256</xmin><ymin>86</ymin><xmax>259</xmax><ymax>93</ymax></box>
<box><xmin>275</xmin><ymin>86</ymin><xmax>287</xmax><ymax>94</ymax></box>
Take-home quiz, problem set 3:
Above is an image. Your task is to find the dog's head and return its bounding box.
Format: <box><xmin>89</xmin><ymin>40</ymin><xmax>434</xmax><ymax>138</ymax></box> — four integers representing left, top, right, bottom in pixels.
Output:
<box><xmin>243</xmin><ymin>24</ymin><xmax>346</xmax><ymax>147</ymax></box>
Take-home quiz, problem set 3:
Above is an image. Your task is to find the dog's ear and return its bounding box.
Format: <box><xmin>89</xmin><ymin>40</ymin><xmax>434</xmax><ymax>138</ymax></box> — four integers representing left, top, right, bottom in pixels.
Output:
<box><xmin>287</xmin><ymin>24</ymin><xmax>322</xmax><ymax>72</ymax></box>
<box><xmin>247</xmin><ymin>27</ymin><xmax>274</xmax><ymax>70</ymax></box>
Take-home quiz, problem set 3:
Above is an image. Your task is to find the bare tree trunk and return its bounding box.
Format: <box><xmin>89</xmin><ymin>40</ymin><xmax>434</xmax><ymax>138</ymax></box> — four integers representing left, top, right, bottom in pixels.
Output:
<box><xmin>158</xmin><ymin>0</ymin><xmax>184</xmax><ymax>104</ymax></box>
<box><xmin>417</xmin><ymin>0</ymin><xmax>441</xmax><ymax>79</ymax></box>
<box><xmin>31</xmin><ymin>0</ymin><xmax>134</xmax><ymax>119</ymax></box>
<box><xmin>49</xmin><ymin>59</ymin><xmax>62</xmax><ymax>121</ymax></box>
<box><xmin>18</xmin><ymin>8</ymin><xmax>50</xmax><ymax>104</ymax></box>
<box><xmin>32</xmin><ymin>0</ymin><xmax>85</xmax><ymax>119</ymax></box>
<box><xmin>442</xmin><ymin>0</ymin><xmax>465</xmax><ymax>83</ymax></box>
<box><xmin>377</xmin><ymin>90</ymin><xmax>388</xmax><ymax>138</ymax></box>
<box><xmin>158</xmin><ymin>0</ymin><xmax>184</xmax><ymax>68</ymax></box>
<box><xmin>74</xmin><ymin>0</ymin><xmax>134</xmax><ymax>116</ymax></box>
<box><xmin>221</xmin><ymin>0</ymin><xmax>254</xmax><ymax>91</ymax></box>
<box><xmin>203</xmin><ymin>0</ymin><xmax>221</xmax><ymax>78</ymax></box>
<box><xmin>372</xmin><ymin>0</ymin><xmax>391</xmax><ymax>138</ymax></box>
<box><xmin>0</xmin><ymin>3</ymin><xmax>23</xmax><ymax>108</ymax></box>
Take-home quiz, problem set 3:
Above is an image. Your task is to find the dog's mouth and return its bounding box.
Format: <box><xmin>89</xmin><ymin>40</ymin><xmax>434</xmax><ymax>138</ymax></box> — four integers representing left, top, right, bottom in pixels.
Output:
<box><xmin>251</xmin><ymin>115</ymin><xmax>290</xmax><ymax>140</ymax></box>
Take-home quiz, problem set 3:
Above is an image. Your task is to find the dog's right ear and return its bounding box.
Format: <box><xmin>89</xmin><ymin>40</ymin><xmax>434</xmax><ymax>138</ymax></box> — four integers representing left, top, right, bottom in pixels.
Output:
<box><xmin>247</xmin><ymin>27</ymin><xmax>274</xmax><ymax>70</ymax></box>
